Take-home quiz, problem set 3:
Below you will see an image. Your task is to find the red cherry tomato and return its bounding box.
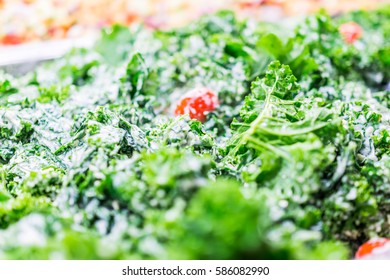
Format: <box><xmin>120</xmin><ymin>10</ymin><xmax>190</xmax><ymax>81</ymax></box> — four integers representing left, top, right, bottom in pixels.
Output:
<box><xmin>339</xmin><ymin>22</ymin><xmax>363</xmax><ymax>44</ymax></box>
<box><xmin>174</xmin><ymin>88</ymin><xmax>219</xmax><ymax>122</ymax></box>
<box><xmin>355</xmin><ymin>238</ymin><xmax>390</xmax><ymax>259</ymax></box>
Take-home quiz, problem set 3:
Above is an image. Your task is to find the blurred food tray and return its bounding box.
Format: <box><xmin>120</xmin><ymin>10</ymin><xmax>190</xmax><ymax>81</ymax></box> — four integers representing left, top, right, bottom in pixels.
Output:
<box><xmin>0</xmin><ymin>35</ymin><xmax>97</xmax><ymax>76</ymax></box>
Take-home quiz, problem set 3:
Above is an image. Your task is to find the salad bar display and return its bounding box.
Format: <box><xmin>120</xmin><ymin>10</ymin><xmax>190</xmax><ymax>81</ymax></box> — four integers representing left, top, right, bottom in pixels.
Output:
<box><xmin>0</xmin><ymin>4</ymin><xmax>389</xmax><ymax>260</ymax></box>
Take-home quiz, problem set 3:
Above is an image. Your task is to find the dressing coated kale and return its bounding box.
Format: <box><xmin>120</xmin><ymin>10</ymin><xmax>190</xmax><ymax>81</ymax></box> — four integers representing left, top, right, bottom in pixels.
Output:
<box><xmin>0</xmin><ymin>6</ymin><xmax>389</xmax><ymax>260</ymax></box>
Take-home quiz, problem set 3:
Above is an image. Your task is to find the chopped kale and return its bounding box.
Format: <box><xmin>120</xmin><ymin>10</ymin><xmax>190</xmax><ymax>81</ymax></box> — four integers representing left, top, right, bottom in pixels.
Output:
<box><xmin>0</xmin><ymin>6</ymin><xmax>389</xmax><ymax>260</ymax></box>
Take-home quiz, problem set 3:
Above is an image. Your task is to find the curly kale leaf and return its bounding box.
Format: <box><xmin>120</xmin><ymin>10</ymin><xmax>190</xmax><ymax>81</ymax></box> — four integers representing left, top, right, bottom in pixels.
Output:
<box><xmin>0</xmin><ymin>78</ymin><xmax>18</xmax><ymax>103</ymax></box>
<box><xmin>225</xmin><ymin>61</ymin><xmax>341</xmax><ymax>203</ymax></box>
<box><xmin>167</xmin><ymin>180</ymin><xmax>348</xmax><ymax>260</ymax></box>
<box><xmin>120</xmin><ymin>52</ymin><xmax>159</xmax><ymax>100</ymax></box>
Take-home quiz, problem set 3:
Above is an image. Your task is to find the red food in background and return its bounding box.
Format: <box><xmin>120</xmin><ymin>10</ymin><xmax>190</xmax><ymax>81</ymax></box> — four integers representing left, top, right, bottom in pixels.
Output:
<box><xmin>339</xmin><ymin>22</ymin><xmax>363</xmax><ymax>44</ymax></box>
<box><xmin>239</xmin><ymin>0</ymin><xmax>284</xmax><ymax>9</ymax></box>
<box><xmin>174</xmin><ymin>87</ymin><xmax>219</xmax><ymax>122</ymax></box>
<box><xmin>1</xmin><ymin>34</ymin><xmax>25</xmax><ymax>45</ymax></box>
<box><xmin>239</xmin><ymin>0</ymin><xmax>265</xmax><ymax>8</ymax></box>
<box><xmin>0</xmin><ymin>1</ymin><xmax>383</xmax><ymax>46</ymax></box>
<box><xmin>355</xmin><ymin>238</ymin><xmax>390</xmax><ymax>259</ymax></box>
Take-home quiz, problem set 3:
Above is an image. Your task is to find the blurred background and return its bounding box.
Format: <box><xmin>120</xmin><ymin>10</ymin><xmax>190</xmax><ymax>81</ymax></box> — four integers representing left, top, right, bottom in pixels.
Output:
<box><xmin>1</xmin><ymin>0</ymin><xmax>389</xmax><ymax>45</ymax></box>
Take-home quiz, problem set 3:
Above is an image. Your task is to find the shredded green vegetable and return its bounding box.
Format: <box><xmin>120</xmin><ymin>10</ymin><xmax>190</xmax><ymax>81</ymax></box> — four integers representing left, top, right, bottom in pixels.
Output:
<box><xmin>0</xmin><ymin>6</ymin><xmax>389</xmax><ymax>260</ymax></box>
